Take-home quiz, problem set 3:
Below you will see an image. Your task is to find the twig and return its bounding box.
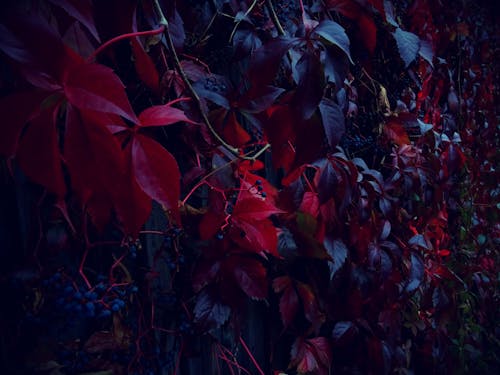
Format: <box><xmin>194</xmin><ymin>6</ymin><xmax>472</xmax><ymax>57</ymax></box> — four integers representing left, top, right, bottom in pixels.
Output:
<box><xmin>87</xmin><ymin>26</ymin><xmax>166</xmax><ymax>62</ymax></box>
<box><xmin>239</xmin><ymin>336</ymin><xmax>265</xmax><ymax>375</ymax></box>
<box><xmin>266</xmin><ymin>0</ymin><xmax>286</xmax><ymax>36</ymax></box>
<box><xmin>229</xmin><ymin>0</ymin><xmax>259</xmax><ymax>43</ymax></box>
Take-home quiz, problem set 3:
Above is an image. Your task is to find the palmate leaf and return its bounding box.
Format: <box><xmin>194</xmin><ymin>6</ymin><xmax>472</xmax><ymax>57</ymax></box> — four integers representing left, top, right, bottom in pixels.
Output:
<box><xmin>48</xmin><ymin>0</ymin><xmax>101</xmax><ymax>42</ymax></box>
<box><xmin>319</xmin><ymin>98</ymin><xmax>345</xmax><ymax>149</ymax></box>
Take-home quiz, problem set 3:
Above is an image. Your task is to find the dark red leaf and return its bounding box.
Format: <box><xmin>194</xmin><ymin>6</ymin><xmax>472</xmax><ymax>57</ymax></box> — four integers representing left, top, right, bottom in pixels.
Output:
<box><xmin>319</xmin><ymin>98</ymin><xmax>345</xmax><ymax>148</ymax></box>
<box><xmin>219</xmin><ymin>111</ymin><xmax>251</xmax><ymax>147</ymax></box>
<box><xmin>130</xmin><ymin>37</ymin><xmax>160</xmax><ymax>94</ymax></box>
<box><xmin>131</xmin><ymin>134</ymin><xmax>180</xmax><ymax>214</ymax></box>
<box><xmin>230</xmin><ymin>218</ymin><xmax>278</xmax><ymax>256</ymax></box>
<box><xmin>138</xmin><ymin>100</ymin><xmax>196</xmax><ymax>127</ymax></box>
<box><xmin>227</xmin><ymin>256</ymin><xmax>268</xmax><ymax>299</ymax></box>
<box><xmin>273</xmin><ymin>277</ymin><xmax>299</xmax><ymax>327</ymax></box>
<box><xmin>326</xmin><ymin>0</ymin><xmax>362</xmax><ymax>19</ymax></box>
<box><xmin>239</xmin><ymin>85</ymin><xmax>285</xmax><ymax>113</ymax></box>
<box><xmin>296</xmin><ymin>282</ymin><xmax>323</xmax><ymax>324</ymax></box>
<box><xmin>17</xmin><ymin>108</ymin><xmax>66</xmax><ymax>196</ymax></box>
<box><xmin>358</xmin><ymin>13</ymin><xmax>377</xmax><ymax>53</ymax></box>
<box><xmin>192</xmin><ymin>259</ymin><xmax>221</xmax><ymax>293</ymax></box>
<box><xmin>383</xmin><ymin>119</ymin><xmax>410</xmax><ymax>146</ymax></box>
<box><xmin>248</xmin><ymin>37</ymin><xmax>300</xmax><ymax>87</ymax></box>
<box><xmin>64</xmin><ymin>62</ymin><xmax>138</xmax><ymax>123</ymax></box>
<box><xmin>290</xmin><ymin>337</ymin><xmax>331</xmax><ymax>374</ymax></box>
<box><xmin>48</xmin><ymin>0</ymin><xmax>101</xmax><ymax>42</ymax></box>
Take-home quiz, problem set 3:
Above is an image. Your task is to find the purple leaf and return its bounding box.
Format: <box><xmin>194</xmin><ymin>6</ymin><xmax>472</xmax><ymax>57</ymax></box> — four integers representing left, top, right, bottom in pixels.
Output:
<box><xmin>313</xmin><ymin>20</ymin><xmax>353</xmax><ymax>64</ymax></box>
<box><xmin>319</xmin><ymin>98</ymin><xmax>345</xmax><ymax>148</ymax></box>
<box><xmin>193</xmin><ymin>289</ymin><xmax>231</xmax><ymax>329</ymax></box>
<box><xmin>48</xmin><ymin>0</ymin><xmax>100</xmax><ymax>42</ymax></box>
<box><xmin>292</xmin><ymin>52</ymin><xmax>324</xmax><ymax>119</ymax></box>
<box><xmin>393</xmin><ymin>27</ymin><xmax>420</xmax><ymax>67</ymax></box>
<box><xmin>405</xmin><ymin>252</ymin><xmax>424</xmax><ymax>293</ymax></box>
<box><xmin>324</xmin><ymin>236</ymin><xmax>348</xmax><ymax>279</ymax></box>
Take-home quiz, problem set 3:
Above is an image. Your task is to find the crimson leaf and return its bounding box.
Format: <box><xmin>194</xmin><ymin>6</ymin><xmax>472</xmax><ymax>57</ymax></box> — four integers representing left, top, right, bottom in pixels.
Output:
<box><xmin>63</xmin><ymin>62</ymin><xmax>138</xmax><ymax>123</ymax></box>
<box><xmin>131</xmin><ymin>134</ymin><xmax>181</xmax><ymax>214</ymax></box>
<box><xmin>138</xmin><ymin>100</ymin><xmax>196</xmax><ymax>127</ymax></box>
<box><xmin>227</xmin><ymin>256</ymin><xmax>268</xmax><ymax>300</ymax></box>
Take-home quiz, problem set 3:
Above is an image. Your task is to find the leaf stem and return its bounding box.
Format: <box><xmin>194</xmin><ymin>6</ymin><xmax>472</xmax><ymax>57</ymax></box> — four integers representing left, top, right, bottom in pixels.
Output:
<box><xmin>239</xmin><ymin>336</ymin><xmax>265</xmax><ymax>375</ymax></box>
<box><xmin>152</xmin><ymin>0</ymin><xmax>239</xmax><ymax>155</ymax></box>
<box><xmin>229</xmin><ymin>0</ymin><xmax>259</xmax><ymax>43</ymax></box>
<box><xmin>87</xmin><ymin>26</ymin><xmax>166</xmax><ymax>62</ymax></box>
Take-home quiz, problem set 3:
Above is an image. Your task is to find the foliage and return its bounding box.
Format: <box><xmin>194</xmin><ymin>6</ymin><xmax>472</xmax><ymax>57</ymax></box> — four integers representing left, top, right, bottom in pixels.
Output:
<box><xmin>0</xmin><ymin>0</ymin><xmax>498</xmax><ymax>374</ymax></box>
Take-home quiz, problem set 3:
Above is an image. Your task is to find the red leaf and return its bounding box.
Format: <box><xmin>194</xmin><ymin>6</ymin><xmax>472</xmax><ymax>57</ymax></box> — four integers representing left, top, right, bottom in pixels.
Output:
<box><xmin>358</xmin><ymin>13</ymin><xmax>377</xmax><ymax>53</ymax></box>
<box><xmin>230</xmin><ymin>218</ymin><xmax>278</xmax><ymax>256</ymax></box>
<box><xmin>220</xmin><ymin>111</ymin><xmax>251</xmax><ymax>147</ymax></box>
<box><xmin>0</xmin><ymin>91</ymin><xmax>48</xmax><ymax>156</ymax></box>
<box><xmin>65</xmin><ymin>107</ymin><xmax>126</xmax><ymax>200</ymax></box>
<box><xmin>131</xmin><ymin>134</ymin><xmax>180</xmax><ymax>214</ymax></box>
<box><xmin>130</xmin><ymin>37</ymin><xmax>160</xmax><ymax>94</ymax></box>
<box><xmin>233</xmin><ymin>194</ymin><xmax>283</xmax><ymax>221</ymax></box>
<box><xmin>326</xmin><ymin>0</ymin><xmax>362</xmax><ymax>19</ymax></box>
<box><xmin>296</xmin><ymin>282</ymin><xmax>323</xmax><ymax>325</ymax></box>
<box><xmin>138</xmin><ymin>100</ymin><xmax>196</xmax><ymax>127</ymax></box>
<box><xmin>383</xmin><ymin>119</ymin><xmax>410</xmax><ymax>146</ymax></box>
<box><xmin>227</xmin><ymin>256</ymin><xmax>268</xmax><ymax>299</ymax></box>
<box><xmin>248</xmin><ymin>37</ymin><xmax>300</xmax><ymax>87</ymax></box>
<box><xmin>273</xmin><ymin>277</ymin><xmax>299</xmax><ymax>328</ymax></box>
<box><xmin>290</xmin><ymin>337</ymin><xmax>332</xmax><ymax>374</ymax></box>
<box><xmin>63</xmin><ymin>62</ymin><xmax>138</xmax><ymax>123</ymax></box>
<box><xmin>48</xmin><ymin>0</ymin><xmax>101</xmax><ymax>42</ymax></box>
<box><xmin>300</xmin><ymin>192</ymin><xmax>320</xmax><ymax>217</ymax></box>
<box><xmin>17</xmin><ymin>108</ymin><xmax>66</xmax><ymax>196</ymax></box>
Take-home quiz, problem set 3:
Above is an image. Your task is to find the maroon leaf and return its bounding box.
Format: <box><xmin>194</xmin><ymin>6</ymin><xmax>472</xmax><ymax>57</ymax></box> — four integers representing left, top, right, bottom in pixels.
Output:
<box><xmin>138</xmin><ymin>100</ymin><xmax>196</xmax><ymax>127</ymax></box>
<box><xmin>393</xmin><ymin>27</ymin><xmax>420</xmax><ymax>67</ymax></box>
<box><xmin>290</xmin><ymin>337</ymin><xmax>332</xmax><ymax>375</ymax></box>
<box><xmin>296</xmin><ymin>282</ymin><xmax>323</xmax><ymax>325</ymax></box>
<box><xmin>313</xmin><ymin>20</ymin><xmax>353</xmax><ymax>63</ymax></box>
<box><xmin>319</xmin><ymin>98</ymin><xmax>345</xmax><ymax>148</ymax></box>
<box><xmin>17</xmin><ymin>108</ymin><xmax>66</xmax><ymax>196</ymax></box>
<box><xmin>273</xmin><ymin>277</ymin><xmax>299</xmax><ymax>327</ymax></box>
<box><xmin>248</xmin><ymin>37</ymin><xmax>300</xmax><ymax>87</ymax></box>
<box><xmin>238</xmin><ymin>85</ymin><xmax>285</xmax><ymax>113</ymax></box>
<box><xmin>384</xmin><ymin>119</ymin><xmax>410</xmax><ymax>146</ymax></box>
<box><xmin>227</xmin><ymin>256</ymin><xmax>268</xmax><ymax>299</ymax></box>
<box><xmin>293</xmin><ymin>51</ymin><xmax>324</xmax><ymax>119</ymax></box>
<box><xmin>48</xmin><ymin>0</ymin><xmax>101</xmax><ymax>42</ymax></box>
<box><xmin>131</xmin><ymin>134</ymin><xmax>180</xmax><ymax>214</ymax></box>
<box><xmin>130</xmin><ymin>37</ymin><xmax>160</xmax><ymax>94</ymax></box>
<box><xmin>358</xmin><ymin>13</ymin><xmax>377</xmax><ymax>53</ymax></box>
<box><xmin>63</xmin><ymin>62</ymin><xmax>138</xmax><ymax>123</ymax></box>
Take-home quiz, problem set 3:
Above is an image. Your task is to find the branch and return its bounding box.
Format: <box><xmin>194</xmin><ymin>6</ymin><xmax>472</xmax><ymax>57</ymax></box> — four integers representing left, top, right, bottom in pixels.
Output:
<box><xmin>153</xmin><ymin>0</ymin><xmax>270</xmax><ymax>161</ymax></box>
<box><xmin>266</xmin><ymin>0</ymin><xmax>286</xmax><ymax>36</ymax></box>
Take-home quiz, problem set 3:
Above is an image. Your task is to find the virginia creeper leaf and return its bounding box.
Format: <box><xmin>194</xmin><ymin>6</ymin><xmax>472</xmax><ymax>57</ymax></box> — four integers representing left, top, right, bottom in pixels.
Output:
<box><xmin>64</xmin><ymin>62</ymin><xmax>138</xmax><ymax>123</ymax></box>
<box><xmin>130</xmin><ymin>37</ymin><xmax>160</xmax><ymax>94</ymax></box>
<box><xmin>138</xmin><ymin>100</ymin><xmax>196</xmax><ymax>127</ymax></box>
<box><xmin>131</xmin><ymin>134</ymin><xmax>180</xmax><ymax>213</ymax></box>
<box><xmin>324</xmin><ymin>236</ymin><xmax>348</xmax><ymax>279</ymax></box>
<box><xmin>194</xmin><ymin>289</ymin><xmax>231</xmax><ymax>329</ymax></box>
<box><xmin>48</xmin><ymin>0</ymin><xmax>101</xmax><ymax>42</ymax></box>
<box><xmin>405</xmin><ymin>252</ymin><xmax>425</xmax><ymax>293</ymax></box>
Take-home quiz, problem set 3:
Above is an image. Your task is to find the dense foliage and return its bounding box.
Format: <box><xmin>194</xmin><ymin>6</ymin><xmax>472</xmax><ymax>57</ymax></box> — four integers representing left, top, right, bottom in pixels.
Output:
<box><xmin>0</xmin><ymin>0</ymin><xmax>498</xmax><ymax>374</ymax></box>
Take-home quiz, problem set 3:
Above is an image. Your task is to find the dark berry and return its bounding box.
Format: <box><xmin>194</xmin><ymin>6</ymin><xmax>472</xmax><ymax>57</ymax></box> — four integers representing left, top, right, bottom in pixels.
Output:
<box><xmin>261</xmin><ymin>192</ymin><xmax>267</xmax><ymax>198</ymax></box>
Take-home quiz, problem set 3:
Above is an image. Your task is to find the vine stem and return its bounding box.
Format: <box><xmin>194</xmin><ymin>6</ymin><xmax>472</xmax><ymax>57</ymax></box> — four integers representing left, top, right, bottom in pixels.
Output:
<box><xmin>266</xmin><ymin>0</ymin><xmax>286</xmax><ymax>36</ymax></box>
<box><xmin>239</xmin><ymin>336</ymin><xmax>265</xmax><ymax>375</ymax></box>
<box><xmin>229</xmin><ymin>0</ymin><xmax>259</xmax><ymax>42</ymax></box>
<box><xmin>86</xmin><ymin>26</ymin><xmax>166</xmax><ymax>62</ymax></box>
<box><xmin>152</xmin><ymin>0</ymin><xmax>269</xmax><ymax>160</ymax></box>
